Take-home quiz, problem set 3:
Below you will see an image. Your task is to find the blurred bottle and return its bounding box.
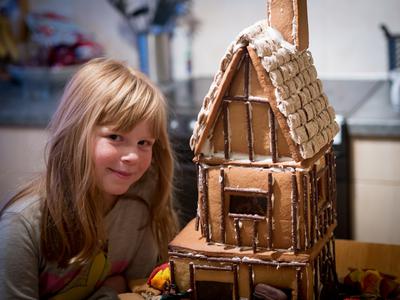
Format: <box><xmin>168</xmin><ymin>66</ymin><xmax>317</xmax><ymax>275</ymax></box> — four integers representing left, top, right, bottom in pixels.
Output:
<box><xmin>147</xmin><ymin>27</ymin><xmax>172</xmax><ymax>84</ymax></box>
<box><xmin>389</xmin><ymin>70</ymin><xmax>400</xmax><ymax>112</ymax></box>
<box><xmin>171</xmin><ymin>16</ymin><xmax>192</xmax><ymax>81</ymax></box>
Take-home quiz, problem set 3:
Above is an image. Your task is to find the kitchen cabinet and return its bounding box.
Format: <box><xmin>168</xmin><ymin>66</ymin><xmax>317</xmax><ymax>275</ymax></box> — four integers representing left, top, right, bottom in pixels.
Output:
<box><xmin>348</xmin><ymin>82</ymin><xmax>400</xmax><ymax>244</ymax></box>
<box><xmin>351</xmin><ymin>139</ymin><xmax>400</xmax><ymax>244</ymax></box>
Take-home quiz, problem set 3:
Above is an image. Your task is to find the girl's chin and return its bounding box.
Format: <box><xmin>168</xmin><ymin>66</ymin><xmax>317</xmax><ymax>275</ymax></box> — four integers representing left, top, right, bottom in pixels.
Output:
<box><xmin>102</xmin><ymin>186</ymin><xmax>131</xmax><ymax>199</ymax></box>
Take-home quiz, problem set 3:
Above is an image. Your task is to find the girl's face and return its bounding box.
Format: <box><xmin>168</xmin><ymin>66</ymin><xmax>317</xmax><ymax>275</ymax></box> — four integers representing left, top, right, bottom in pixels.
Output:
<box><xmin>92</xmin><ymin>120</ymin><xmax>155</xmax><ymax>203</ymax></box>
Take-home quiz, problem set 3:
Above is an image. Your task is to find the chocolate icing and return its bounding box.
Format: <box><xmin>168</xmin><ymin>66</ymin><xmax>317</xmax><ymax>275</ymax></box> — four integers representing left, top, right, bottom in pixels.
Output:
<box><xmin>246</xmin><ymin>101</ymin><xmax>254</xmax><ymax>161</ymax></box>
<box><xmin>248</xmin><ymin>264</ymin><xmax>254</xmax><ymax>300</ymax></box>
<box><xmin>291</xmin><ymin>173</ymin><xmax>299</xmax><ymax>254</ymax></box>
<box><xmin>233</xmin><ymin>265</ymin><xmax>239</xmax><ymax>300</ymax></box>
<box><xmin>220</xmin><ymin>167</ymin><xmax>226</xmax><ymax>243</ymax></box>
<box><xmin>296</xmin><ymin>268</ymin><xmax>302</xmax><ymax>299</ymax></box>
<box><xmin>307</xmin><ymin>170</ymin><xmax>314</xmax><ymax>247</ymax></box>
<box><xmin>302</xmin><ymin>173</ymin><xmax>309</xmax><ymax>249</ymax></box>
<box><xmin>313</xmin><ymin>255</ymin><xmax>319</xmax><ymax>298</ymax></box>
<box><xmin>169</xmin><ymin>259</ymin><xmax>176</xmax><ymax>286</ymax></box>
<box><xmin>315</xmin><ymin>165</ymin><xmax>321</xmax><ymax>240</ymax></box>
<box><xmin>327</xmin><ymin>151</ymin><xmax>333</xmax><ymax>225</ymax></box>
<box><xmin>269</xmin><ymin>107</ymin><xmax>277</xmax><ymax>162</ymax></box>
<box><xmin>234</xmin><ymin>218</ymin><xmax>241</xmax><ymax>247</ymax></box>
<box><xmin>252</xmin><ymin>220</ymin><xmax>258</xmax><ymax>253</ymax></box>
<box><xmin>267</xmin><ymin>172</ymin><xmax>273</xmax><ymax>250</ymax></box>
<box><xmin>312</xmin><ymin>165</ymin><xmax>319</xmax><ymax>241</ymax></box>
<box><xmin>331</xmin><ymin>151</ymin><xmax>338</xmax><ymax>221</ymax></box>
<box><xmin>189</xmin><ymin>262</ymin><xmax>196</xmax><ymax>300</ymax></box>
<box><xmin>200</xmin><ymin>166</ymin><xmax>210</xmax><ymax>242</ymax></box>
<box><xmin>222</xmin><ymin>100</ymin><xmax>230</xmax><ymax>159</ymax></box>
<box><xmin>244</xmin><ymin>53</ymin><xmax>249</xmax><ymax>97</ymax></box>
<box><xmin>195</xmin><ymin>215</ymin><xmax>200</xmax><ymax>232</ymax></box>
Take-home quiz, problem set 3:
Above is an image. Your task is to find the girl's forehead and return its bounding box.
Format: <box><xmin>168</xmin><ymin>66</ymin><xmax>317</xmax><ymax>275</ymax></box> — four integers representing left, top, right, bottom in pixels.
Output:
<box><xmin>100</xmin><ymin>118</ymin><xmax>158</xmax><ymax>135</ymax></box>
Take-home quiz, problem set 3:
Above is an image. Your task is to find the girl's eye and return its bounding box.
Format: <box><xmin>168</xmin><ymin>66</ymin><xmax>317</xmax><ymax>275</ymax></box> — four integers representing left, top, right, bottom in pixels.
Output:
<box><xmin>108</xmin><ymin>134</ymin><xmax>123</xmax><ymax>142</ymax></box>
<box><xmin>138</xmin><ymin>140</ymin><xmax>154</xmax><ymax>147</ymax></box>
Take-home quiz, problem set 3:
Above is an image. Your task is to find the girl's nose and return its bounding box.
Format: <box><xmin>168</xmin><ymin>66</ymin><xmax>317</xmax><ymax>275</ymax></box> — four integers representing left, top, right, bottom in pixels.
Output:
<box><xmin>121</xmin><ymin>149</ymin><xmax>139</xmax><ymax>163</ymax></box>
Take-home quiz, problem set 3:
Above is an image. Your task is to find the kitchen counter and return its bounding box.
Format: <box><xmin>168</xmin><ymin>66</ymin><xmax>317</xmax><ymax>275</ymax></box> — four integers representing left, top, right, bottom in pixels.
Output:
<box><xmin>0</xmin><ymin>81</ymin><xmax>62</xmax><ymax>128</ymax></box>
<box><xmin>1</xmin><ymin>78</ymin><xmax>398</xmax><ymax>139</ymax></box>
<box><xmin>347</xmin><ymin>81</ymin><xmax>400</xmax><ymax>137</ymax></box>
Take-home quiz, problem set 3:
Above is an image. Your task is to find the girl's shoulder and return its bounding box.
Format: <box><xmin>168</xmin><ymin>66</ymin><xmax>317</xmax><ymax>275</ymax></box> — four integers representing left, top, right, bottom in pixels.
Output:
<box><xmin>1</xmin><ymin>195</ymin><xmax>42</xmax><ymax>223</ymax></box>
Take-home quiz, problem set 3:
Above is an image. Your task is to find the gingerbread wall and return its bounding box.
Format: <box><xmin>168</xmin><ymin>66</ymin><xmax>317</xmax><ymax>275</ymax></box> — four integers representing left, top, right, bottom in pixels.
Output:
<box><xmin>203</xmin><ymin>49</ymin><xmax>292</xmax><ymax>161</ymax></box>
<box><xmin>197</xmin><ymin>148</ymin><xmax>336</xmax><ymax>252</ymax></box>
<box><xmin>171</xmin><ymin>257</ymin><xmax>309</xmax><ymax>299</ymax></box>
<box><xmin>169</xmin><ymin>233</ymin><xmax>337</xmax><ymax>299</ymax></box>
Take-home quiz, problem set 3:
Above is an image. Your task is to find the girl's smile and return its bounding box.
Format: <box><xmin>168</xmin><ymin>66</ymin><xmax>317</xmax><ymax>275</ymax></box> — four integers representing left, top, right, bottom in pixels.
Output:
<box><xmin>108</xmin><ymin>168</ymin><xmax>134</xmax><ymax>179</ymax></box>
<box><xmin>92</xmin><ymin>120</ymin><xmax>155</xmax><ymax>204</ymax></box>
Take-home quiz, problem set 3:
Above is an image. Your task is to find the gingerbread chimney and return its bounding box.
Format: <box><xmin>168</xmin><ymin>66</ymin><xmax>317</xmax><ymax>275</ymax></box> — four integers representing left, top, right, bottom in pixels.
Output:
<box><xmin>267</xmin><ymin>0</ymin><xmax>309</xmax><ymax>51</ymax></box>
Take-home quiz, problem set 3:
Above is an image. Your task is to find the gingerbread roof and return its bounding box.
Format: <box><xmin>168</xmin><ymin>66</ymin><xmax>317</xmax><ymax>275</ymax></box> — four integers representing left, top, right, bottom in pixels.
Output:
<box><xmin>190</xmin><ymin>20</ymin><xmax>339</xmax><ymax>160</ymax></box>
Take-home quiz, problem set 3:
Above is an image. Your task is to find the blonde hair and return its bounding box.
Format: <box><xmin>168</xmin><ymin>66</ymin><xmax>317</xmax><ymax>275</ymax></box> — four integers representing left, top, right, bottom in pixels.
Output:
<box><xmin>5</xmin><ymin>58</ymin><xmax>178</xmax><ymax>266</ymax></box>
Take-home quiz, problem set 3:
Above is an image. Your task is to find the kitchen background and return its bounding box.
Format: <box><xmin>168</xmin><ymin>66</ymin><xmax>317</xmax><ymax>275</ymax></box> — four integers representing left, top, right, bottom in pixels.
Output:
<box><xmin>1</xmin><ymin>0</ymin><xmax>399</xmax><ymax>245</ymax></box>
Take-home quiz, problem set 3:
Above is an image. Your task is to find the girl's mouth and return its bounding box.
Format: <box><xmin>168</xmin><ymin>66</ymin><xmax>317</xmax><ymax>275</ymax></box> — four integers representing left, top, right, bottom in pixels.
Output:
<box><xmin>109</xmin><ymin>168</ymin><xmax>133</xmax><ymax>178</ymax></box>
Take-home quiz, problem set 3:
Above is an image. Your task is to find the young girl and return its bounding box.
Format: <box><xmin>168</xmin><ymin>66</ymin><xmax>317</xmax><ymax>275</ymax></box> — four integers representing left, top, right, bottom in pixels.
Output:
<box><xmin>0</xmin><ymin>58</ymin><xmax>178</xmax><ymax>299</ymax></box>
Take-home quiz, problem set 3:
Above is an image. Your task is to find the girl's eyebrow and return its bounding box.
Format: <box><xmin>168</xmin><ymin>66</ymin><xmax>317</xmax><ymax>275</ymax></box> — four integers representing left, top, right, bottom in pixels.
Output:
<box><xmin>97</xmin><ymin>126</ymin><xmax>116</xmax><ymax>134</ymax></box>
<box><xmin>100</xmin><ymin>125</ymin><xmax>119</xmax><ymax>131</ymax></box>
<box><xmin>97</xmin><ymin>126</ymin><xmax>109</xmax><ymax>131</ymax></box>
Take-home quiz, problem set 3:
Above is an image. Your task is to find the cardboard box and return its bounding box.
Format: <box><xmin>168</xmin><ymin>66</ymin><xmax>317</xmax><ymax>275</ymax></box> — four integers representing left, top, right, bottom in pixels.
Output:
<box><xmin>336</xmin><ymin>239</ymin><xmax>400</xmax><ymax>280</ymax></box>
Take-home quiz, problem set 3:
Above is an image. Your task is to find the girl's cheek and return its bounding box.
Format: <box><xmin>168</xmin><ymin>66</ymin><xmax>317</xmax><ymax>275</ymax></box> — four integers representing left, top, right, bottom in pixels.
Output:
<box><xmin>144</xmin><ymin>151</ymin><xmax>153</xmax><ymax>169</ymax></box>
<box><xmin>93</xmin><ymin>140</ymin><xmax>119</xmax><ymax>162</ymax></box>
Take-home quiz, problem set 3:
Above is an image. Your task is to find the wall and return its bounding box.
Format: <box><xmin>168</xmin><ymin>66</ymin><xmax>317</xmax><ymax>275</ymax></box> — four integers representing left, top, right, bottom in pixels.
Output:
<box><xmin>0</xmin><ymin>128</ymin><xmax>48</xmax><ymax>201</ymax></box>
<box><xmin>308</xmin><ymin>0</ymin><xmax>399</xmax><ymax>79</ymax></box>
<box><xmin>29</xmin><ymin>0</ymin><xmax>400</xmax><ymax>79</ymax></box>
<box><xmin>191</xmin><ymin>0</ymin><xmax>400</xmax><ymax>79</ymax></box>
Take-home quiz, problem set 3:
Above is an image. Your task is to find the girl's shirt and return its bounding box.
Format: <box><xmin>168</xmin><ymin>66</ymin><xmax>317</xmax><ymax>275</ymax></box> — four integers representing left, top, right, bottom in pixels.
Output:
<box><xmin>0</xmin><ymin>195</ymin><xmax>158</xmax><ymax>300</ymax></box>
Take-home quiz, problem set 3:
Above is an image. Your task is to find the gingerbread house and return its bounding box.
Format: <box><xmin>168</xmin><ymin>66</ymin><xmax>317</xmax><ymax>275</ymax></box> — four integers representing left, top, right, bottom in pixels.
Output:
<box><xmin>168</xmin><ymin>1</ymin><xmax>340</xmax><ymax>299</ymax></box>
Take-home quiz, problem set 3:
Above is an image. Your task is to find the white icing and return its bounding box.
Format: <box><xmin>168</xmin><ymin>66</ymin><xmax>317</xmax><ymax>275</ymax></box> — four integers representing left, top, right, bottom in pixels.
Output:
<box><xmin>193</xmin><ymin>253</ymin><xmax>207</xmax><ymax>258</ymax></box>
<box><xmin>231</xmin><ymin>257</ymin><xmax>241</xmax><ymax>262</ymax></box>
<box><xmin>291</xmin><ymin>0</ymin><xmax>297</xmax><ymax>44</ymax></box>
<box><xmin>242</xmin><ymin>256</ymin><xmax>262</xmax><ymax>262</ymax></box>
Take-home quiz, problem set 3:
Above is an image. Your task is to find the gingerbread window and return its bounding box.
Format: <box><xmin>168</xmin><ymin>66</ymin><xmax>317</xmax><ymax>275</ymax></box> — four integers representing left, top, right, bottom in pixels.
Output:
<box><xmin>229</xmin><ymin>194</ymin><xmax>267</xmax><ymax>216</ymax></box>
<box><xmin>189</xmin><ymin>263</ymin><xmax>240</xmax><ymax>300</ymax></box>
<box><xmin>196</xmin><ymin>281</ymin><xmax>233</xmax><ymax>300</ymax></box>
